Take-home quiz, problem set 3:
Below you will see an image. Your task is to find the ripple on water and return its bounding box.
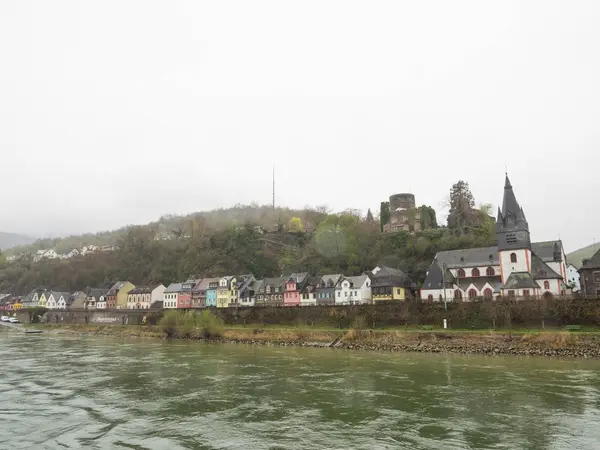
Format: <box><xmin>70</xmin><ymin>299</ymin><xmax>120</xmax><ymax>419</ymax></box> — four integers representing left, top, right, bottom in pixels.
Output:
<box><xmin>3</xmin><ymin>334</ymin><xmax>600</xmax><ymax>449</ymax></box>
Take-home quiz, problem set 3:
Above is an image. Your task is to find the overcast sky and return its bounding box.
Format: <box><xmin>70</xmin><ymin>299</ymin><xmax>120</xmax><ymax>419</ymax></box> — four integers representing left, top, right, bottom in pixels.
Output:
<box><xmin>1</xmin><ymin>0</ymin><xmax>599</xmax><ymax>252</ymax></box>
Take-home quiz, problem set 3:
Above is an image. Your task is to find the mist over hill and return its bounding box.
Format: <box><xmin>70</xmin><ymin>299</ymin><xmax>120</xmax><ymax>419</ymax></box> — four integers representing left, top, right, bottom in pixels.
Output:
<box><xmin>0</xmin><ymin>232</ymin><xmax>36</xmax><ymax>251</ymax></box>
<box><xmin>2</xmin><ymin>204</ymin><xmax>331</xmax><ymax>256</ymax></box>
<box><xmin>567</xmin><ymin>243</ymin><xmax>600</xmax><ymax>269</ymax></box>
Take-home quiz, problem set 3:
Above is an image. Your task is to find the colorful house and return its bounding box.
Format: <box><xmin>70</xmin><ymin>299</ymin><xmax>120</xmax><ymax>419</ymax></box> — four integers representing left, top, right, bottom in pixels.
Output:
<box><xmin>217</xmin><ymin>276</ymin><xmax>236</xmax><ymax>308</ymax></box>
<box><xmin>37</xmin><ymin>291</ymin><xmax>49</xmax><ymax>308</ymax></box>
<box><xmin>255</xmin><ymin>277</ymin><xmax>285</xmax><ymax>307</ymax></box>
<box><xmin>177</xmin><ymin>280</ymin><xmax>195</xmax><ymax>308</ymax></box>
<box><xmin>300</xmin><ymin>276</ymin><xmax>319</xmax><ymax>306</ymax></box>
<box><xmin>237</xmin><ymin>275</ymin><xmax>256</xmax><ymax>307</ymax></box>
<box><xmin>107</xmin><ymin>281</ymin><xmax>135</xmax><ymax>309</ymax></box>
<box><xmin>284</xmin><ymin>272</ymin><xmax>309</xmax><ymax>306</ymax></box>
<box><xmin>163</xmin><ymin>283</ymin><xmax>181</xmax><ymax>309</ymax></box>
<box><xmin>127</xmin><ymin>286</ymin><xmax>152</xmax><ymax>309</ymax></box>
<box><xmin>371</xmin><ymin>266</ymin><xmax>415</xmax><ymax>302</ymax></box>
<box><xmin>316</xmin><ymin>274</ymin><xmax>343</xmax><ymax>306</ymax></box>
<box><xmin>205</xmin><ymin>280</ymin><xmax>219</xmax><ymax>307</ymax></box>
<box><xmin>192</xmin><ymin>278</ymin><xmax>218</xmax><ymax>308</ymax></box>
<box><xmin>54</xmin><ymin>292</ymin><xmax>72</xmax><ymax>309</ymax></box>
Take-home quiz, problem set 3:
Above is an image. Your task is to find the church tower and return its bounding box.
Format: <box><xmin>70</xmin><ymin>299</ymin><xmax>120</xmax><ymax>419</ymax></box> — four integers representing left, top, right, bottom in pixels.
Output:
<box><xmin>496</xmin><ymin>175</ymin><xmax>532</xmax><ymax>282</ymax></box>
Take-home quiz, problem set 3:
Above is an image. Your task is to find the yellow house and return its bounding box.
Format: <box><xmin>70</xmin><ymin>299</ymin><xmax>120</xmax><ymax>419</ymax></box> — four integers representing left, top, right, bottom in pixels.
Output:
<box><xmin>12</xmin><ymin>300</ymin><xmax>23</xmax><ymax>310</ymax></box>
<box><xmin>216</xmin><ymin>276</ymin><xmax>237</xmax><ymax>307</ymax></box>
<box><xmin>38</xmin><ymin>291</ymin><xmax>49</xmax><ymax>307</ymax></box>
<box><xmin>108</xmin><ymin>281</ymin><xmax>135</xmax><ymax>309</ymax></box>
<box><xmin>370</xmin><ymin>266</ymin><xmax>414</xmax><ymax>303</ymax></box>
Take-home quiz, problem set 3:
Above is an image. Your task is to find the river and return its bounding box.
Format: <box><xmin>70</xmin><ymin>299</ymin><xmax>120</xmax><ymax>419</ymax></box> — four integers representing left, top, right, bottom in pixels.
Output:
<box><xmin>1</xmin><ymin>333</ymin><xmax>600</xmax><ymax>449</ymax></box>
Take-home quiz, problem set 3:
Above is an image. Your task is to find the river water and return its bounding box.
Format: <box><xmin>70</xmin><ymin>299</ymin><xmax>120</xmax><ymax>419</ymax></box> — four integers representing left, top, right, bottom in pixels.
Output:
<box><xmin>1</xmin><ymin>334</ymin><xmax>600</xmax><ymax>449</ymax></box>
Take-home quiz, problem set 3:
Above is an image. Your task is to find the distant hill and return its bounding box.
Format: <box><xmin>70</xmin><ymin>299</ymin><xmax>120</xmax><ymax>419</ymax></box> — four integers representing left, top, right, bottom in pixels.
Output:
<box><xmin>567</xmin><ymin>243</ymin><xmax>599</xmax><ymax>269</ymax></box>
<box><xmin>0</xmin><ymin>232</ymin><xmax>36</xmax><ymax>251</ymax></box>
<box><xmin>2</xmin><ymin>204</ymin><xmax>329</xmax><ymax>256</ymax></box>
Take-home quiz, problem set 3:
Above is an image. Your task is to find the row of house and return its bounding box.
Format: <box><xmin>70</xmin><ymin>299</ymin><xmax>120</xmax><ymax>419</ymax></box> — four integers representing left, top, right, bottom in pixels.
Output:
<box><xmin>0</xmin><ymin>266</ymin><xmax>416</xmax><ymax>311</ymax></box>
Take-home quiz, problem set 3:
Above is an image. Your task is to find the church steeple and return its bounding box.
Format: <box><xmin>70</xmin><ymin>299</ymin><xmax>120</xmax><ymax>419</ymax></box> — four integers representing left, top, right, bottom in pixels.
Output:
<box><xmin>496</xmin><ymin>174</ymin><xmax>530</xmax><ymax>251</ymax></box>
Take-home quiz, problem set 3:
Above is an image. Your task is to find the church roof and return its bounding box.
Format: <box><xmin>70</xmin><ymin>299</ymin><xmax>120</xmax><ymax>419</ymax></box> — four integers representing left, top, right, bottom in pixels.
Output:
<box><xmin>421</xmin><ymin>261</ymin><xmax>455</xmax><ymax>290</ymax></box>
<box><xmin>531</xmin><ymin>240</ymin><xmax>563</xmax><ymax>263</ymax></box>
<box><xmin>530</xmin><ymin>252</ymin><xmax>562</xmax><ymax>279</ymax></box>
<box><xmin>432</xmin><ymin>246</ymin><xmax>499</xmax><ymax>268</ymax></box>
<box><xmin>456</xmin><ymin>277</ymin><xmax>502</xmax><ymax>293</ymax></box>
<box><xmin>502</xmin><ymin>272</ymin><xmax>540</xmax><ymax>290</ymax></box>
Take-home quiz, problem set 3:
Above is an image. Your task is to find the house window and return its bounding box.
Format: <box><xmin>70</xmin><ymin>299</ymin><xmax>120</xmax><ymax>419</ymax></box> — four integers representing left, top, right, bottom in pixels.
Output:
<box><xmin>337</xmin><ymin>292</ymin><xmax>340</xmax><ymax>297</ymax></box>
<box><xmin>486</xmin><ymin>267</ymin><xmax>495</xmax><ymax>276</ymax></box>
<box><xmin>396</xmin><ymin>288</ymin><xmax>401</xmax><ymax>295</ymax></box>
<box><xmin>471</xmin><ymin>268</ymin><xmax>480</xmax><ymax>277</ymax></box>
<box><xmin>457</xmin><ymin>269</ymin><xmax>466</xmax><ymax>278</ymax></box>
<box><xmin>523</xmin><ymin>290</ymin><xmax>530</xmax><ymax>297</ymax></box>
<box><xmin>483</xmin><ymin>288</ymin><xmax>493</xmax><ymax>298</ymax></box>
<box><xmin>344</xmin><ymin>292</ymin><xmax>348</xmax><ymax>297</ymax></box>
<box><xmin>508</xmin><ymin>290</ymin><xmax>515</xmax><ymax>298</ymax></box>
<box><xmin>454</xmin><ymin>290</ymin><xmax>462</xmax><ymax>299</ymax></box>
<box><xmin>596</xmin><ymin>289</ymin><xmax>600</xmax><ymax>297</ymax></box>
<box><xmin>468</xmin><ymin>289</ymin><xmax>477</xmax><ymax>299</ymax></box>
<box><xmin>594</xmin><ymin>272</ymin><xmax>600</xmax><ymax>283</ymax></box>
<box><xmin>544</xmin><ymin>281</ymin><xmax>550</xmax><ymax>290</ymax></box>
<box><xmin>510</xmin><ymin>253</ymin><xmax>517</xmax><ymax>263</ymax></box>
<box><xmin>427</xmin><ymin>294</ymin><xmax>433</xmax><ymax>301</ymax></box>
<box><xmin>540</xmin><ymin>270</ymin><xmax>547</xmax><ymax>277</ymax></box>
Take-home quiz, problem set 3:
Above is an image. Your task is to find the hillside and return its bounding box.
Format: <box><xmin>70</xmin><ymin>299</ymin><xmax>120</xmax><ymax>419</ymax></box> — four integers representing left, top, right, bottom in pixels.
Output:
<box><xmin>0</xmin><ymin>232</ymin><xmax>36</xmax><ymax>251</ymax></box>
<box><xmin>2</xmin><ymin>204</ymin><xmax>329</xmax><ymax>256</ymax></box>
<box><xmin>567</xmin><ymin>243</ymin><xmax>599</xmax><ymax>269</ymax></box>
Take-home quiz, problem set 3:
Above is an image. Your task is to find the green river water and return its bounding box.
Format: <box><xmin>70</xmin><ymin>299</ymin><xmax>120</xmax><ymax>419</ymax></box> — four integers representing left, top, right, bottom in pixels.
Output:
<box><xmin>1</xmin><ymin>333</ymin><xmax>600</xmax><ymax>449</ymax></box>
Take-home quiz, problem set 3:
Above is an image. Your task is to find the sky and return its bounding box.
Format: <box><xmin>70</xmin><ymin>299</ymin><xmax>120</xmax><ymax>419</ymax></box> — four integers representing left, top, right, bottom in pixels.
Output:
<box><xmin>1</xmin><ymin>0</ymin><xmax>599</xmax><ymax>252</ymax></box>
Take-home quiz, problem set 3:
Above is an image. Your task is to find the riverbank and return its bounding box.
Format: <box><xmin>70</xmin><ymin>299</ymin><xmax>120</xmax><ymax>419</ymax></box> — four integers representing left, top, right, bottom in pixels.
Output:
<box><xmin>20</xmin><ymin>324</ymin><xmax>600</xmax><ymax>358</ymax></box>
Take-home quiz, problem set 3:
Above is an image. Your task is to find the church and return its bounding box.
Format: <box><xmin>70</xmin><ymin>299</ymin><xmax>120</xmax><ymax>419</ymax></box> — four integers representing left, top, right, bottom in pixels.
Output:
<box><xmin>421</xmin><ymin>175</ymin><xmax>567</xmax><ymax>301</ymax></box>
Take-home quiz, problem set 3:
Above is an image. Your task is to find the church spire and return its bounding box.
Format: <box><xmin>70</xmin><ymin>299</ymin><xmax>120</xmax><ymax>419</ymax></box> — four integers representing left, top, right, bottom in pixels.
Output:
<box><xmin>496</xmin><ymin>174</ymin><xmax>530</xmax><ymax>251</ymax></box>
<box><xmin>501</xmin><ymin>174</ymin><xmax>524</xmax><ymax>222</ymax></box>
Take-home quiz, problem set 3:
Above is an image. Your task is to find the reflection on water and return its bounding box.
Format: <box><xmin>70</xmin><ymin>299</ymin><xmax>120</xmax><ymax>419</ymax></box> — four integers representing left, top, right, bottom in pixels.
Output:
<box><xmin>1</xmin><ymin>334</ymin><xmax>600</xmax><ymax>449</ymax></box>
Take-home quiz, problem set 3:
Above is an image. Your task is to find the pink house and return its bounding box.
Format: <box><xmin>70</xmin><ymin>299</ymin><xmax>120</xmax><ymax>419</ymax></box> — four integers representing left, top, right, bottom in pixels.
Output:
<box><xmin>283</xmin><ymin>272</ymin><xmax>309</xmax><ymax>306</ymax></box>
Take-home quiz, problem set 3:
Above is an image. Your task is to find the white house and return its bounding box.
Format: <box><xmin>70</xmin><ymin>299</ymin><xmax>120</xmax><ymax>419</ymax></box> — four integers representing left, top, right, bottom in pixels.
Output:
<box><xmin>335</xmin><ymin>275</ymin><xmax>372</xmax><ymax>305</ymax></box>
<box><xmin>55</xmin><ymin>292</ymin><xmax>71</xmax><ymax>309</ymax></box>
<box><xmin>63</xmin><ymin>249</ymin><xmax>80</xmax><ymax>259</ymax></box>
<box><xmin>34</xmin><ymin>249</ymin><xmax>59</xmax><ymax>262</ymax></box>
<box><xmin>566</xmin><ymin>264</ymin><xmax>581</xmax><ymax>292</ymax></box>
<box><xmin>96</xmin><ymin>295</ymin><xmax>107</xmax><ymax>309</ymax></box>
<box><xmin>80</xmin><ymin>245</ymin><xmax>99</xmax><ymax>255</ymax></box>
<box><xmin>46</xmin><ymin>293</ymin><xmax>58</xmax><ymax>309</ymax></box>
<box><xmin>151</xmin><ymin>284</ymin><xmax>166</xmax><ymax>306</ymax></box>
<box><xmin>163</xmin><ymin>283</ymin><xmax>181</xmax><ymax>309</ymax></box>
<box><xmin>421</xmin><ymin>175</ymin><xmax>567</xmax><ymax>301</ymax></box>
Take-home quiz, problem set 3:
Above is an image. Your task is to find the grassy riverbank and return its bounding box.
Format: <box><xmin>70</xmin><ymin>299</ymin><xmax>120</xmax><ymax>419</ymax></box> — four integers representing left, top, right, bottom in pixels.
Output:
<box><xmin>22</xmin><ymin>322</ymin><xmax>600</xmax><ymax>358</ymax></box>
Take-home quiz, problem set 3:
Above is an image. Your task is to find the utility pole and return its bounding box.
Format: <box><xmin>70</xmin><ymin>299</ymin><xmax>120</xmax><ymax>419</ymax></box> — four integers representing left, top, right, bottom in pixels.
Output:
<box><xmin>442</xmin><ymin>262</ymin><xmax>448</xmax><ymax>311</ymax></box>
<box><xmin>272</xmin><ymin>165</ymin><xmax>275</xmax><ymax>212</ymax></box>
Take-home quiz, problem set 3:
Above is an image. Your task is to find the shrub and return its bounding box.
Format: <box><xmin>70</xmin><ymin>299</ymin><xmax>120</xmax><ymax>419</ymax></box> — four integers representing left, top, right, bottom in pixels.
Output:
<box><xmin>159</xmin><ymin>310</ymin><xmax>224</xmax><ymax>339</ymax></box>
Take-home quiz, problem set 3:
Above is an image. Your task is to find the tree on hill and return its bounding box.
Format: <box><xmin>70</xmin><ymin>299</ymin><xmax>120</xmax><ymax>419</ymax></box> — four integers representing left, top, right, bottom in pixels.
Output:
<box><xmin>380</xmin><ymin>201</ymin><xmax>390</xmax><ymax>232</ymax></box>
<box><xmin>366</xmin><ymin>208</ymin><xmax>374</xmax><ymax>222</ymax></box>
<box><xmin>418</xmin><ymin>205</ymin><xmax>438</xmax><ymax>230</ymax></box>
<box><xmin>447</xmin><ymin>180</ymin><xmax>476</xmax><ymax>229</ymax></box>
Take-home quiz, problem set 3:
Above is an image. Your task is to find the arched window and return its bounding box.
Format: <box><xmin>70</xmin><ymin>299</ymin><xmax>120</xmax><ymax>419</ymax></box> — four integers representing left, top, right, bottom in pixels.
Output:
<box><xmin>427</xmin><ymin>294</ymin><xmax>433</xmax><ymax>301</ymax></box>
<box><xmin>510</xmin><ymin>253</ymin><xmax>518</xmax><ymax>263</ymax></box>
<box><xmin>486</xmin><ymin>267</ymin><xmax>495</xmax><ymax>276</ymax></box>
<box><xmin>457</xmin><ymin>269</ymin><xmax>466</xmax><ymax>278</ymax></box>
<box><xmin>544</xmin><ymin>281</ymin><xmax>550</xmax><ymax>290</ymax></box>
<box><xmin>483</xmin><ymin>288</ymin><xmax>493</xmax><ymax>298</ymax></box>
<box><xmin>454</xmin><ymin>290</ymin><xmax>463</xmax><ymax>299</ymax></box>
<box><xmin>468</xmin><ymin>289</ymin><xmax>477</xmax><ymax>299</ymax></box>
<box><xmin>471</xmin><ymin>268</ymin><xmax>480</xmax><ymax>277</ymax></box>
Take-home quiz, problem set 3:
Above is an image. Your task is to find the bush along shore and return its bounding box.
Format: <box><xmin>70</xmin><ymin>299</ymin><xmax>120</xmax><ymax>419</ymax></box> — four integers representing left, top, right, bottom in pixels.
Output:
<box><xmin>23</xmin><ymin>311</ymin><xmax>600</xmax><ymax>359</ymax></box>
